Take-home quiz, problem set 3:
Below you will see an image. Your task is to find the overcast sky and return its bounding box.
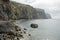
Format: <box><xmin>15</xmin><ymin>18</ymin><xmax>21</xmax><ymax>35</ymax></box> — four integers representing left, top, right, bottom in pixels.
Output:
<box><xmin>12</xmin><ymin>0</ymin><xmax>60</xmax><ymax>19</ymax></box>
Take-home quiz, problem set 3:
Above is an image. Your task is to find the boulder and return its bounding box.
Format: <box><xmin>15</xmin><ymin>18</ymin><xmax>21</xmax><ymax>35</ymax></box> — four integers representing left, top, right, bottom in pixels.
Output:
<box><xmin>30</xmin><ymin>23</ymin><xmax>38</xmax><ymax>28</ymax></box>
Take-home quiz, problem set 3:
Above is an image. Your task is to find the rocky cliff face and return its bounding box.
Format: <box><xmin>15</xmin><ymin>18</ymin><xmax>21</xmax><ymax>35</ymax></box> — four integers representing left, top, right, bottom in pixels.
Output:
<box><xmin>10</xmin><ymin>1</ymin><xmax>38</xmax><ymax>20</ymax></box>
<box><xmin>0</xmin><ymin>0</ymin><xmax>11</xmax><ymax>20</ymax></box>
<box><xmin>10</xmin><ymin>1</ymin><xmax>49</xmax><ymax>19</ymax></box>
<box><xmin>0</xmin><ymin>0</ymin><xmax>38</xmax><ymax>20</ymax></box>
<box><xmin>0</xmin><ymin>0</ymin><xmax>49</xmax><ymax>20</ymax></box>
<box><xmin>35</xmin><ymin>8</ymin><xmax>48</xmax><ymax>19</ymax></box>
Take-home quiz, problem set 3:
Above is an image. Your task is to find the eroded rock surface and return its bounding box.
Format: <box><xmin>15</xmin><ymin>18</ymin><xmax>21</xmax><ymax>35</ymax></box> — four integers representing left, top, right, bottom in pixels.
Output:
<box><xmin>0</xmin><ymin>21</ymin><xmax>30</xmax><ymax>40</ymax></box>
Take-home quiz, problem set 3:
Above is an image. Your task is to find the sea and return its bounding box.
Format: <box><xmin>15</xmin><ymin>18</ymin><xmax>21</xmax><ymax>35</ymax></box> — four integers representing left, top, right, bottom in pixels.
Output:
<box><xmin>15</xmin><ymin>19</ymin><xmax>60</xmax><ymax>40</ymax></box>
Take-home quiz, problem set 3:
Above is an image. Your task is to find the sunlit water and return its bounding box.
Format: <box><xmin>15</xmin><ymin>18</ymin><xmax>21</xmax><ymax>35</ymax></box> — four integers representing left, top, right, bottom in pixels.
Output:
<box><xmin>16</xmin><ymin>19</ymin><xmax>60</xmax><ymax>40</ymax></box>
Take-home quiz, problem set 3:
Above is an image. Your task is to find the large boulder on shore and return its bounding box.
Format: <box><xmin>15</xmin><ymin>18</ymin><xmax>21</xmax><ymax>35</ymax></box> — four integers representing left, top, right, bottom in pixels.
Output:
<box><xmin>30</xmin><ymin>23</ymin><xmax>38</xmax><ymax>28</ymax></box>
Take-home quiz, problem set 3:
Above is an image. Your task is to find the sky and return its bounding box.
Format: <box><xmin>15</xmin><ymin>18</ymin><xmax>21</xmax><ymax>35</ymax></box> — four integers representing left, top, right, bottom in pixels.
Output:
<box><xmin>12</xmin><ymin>0</ymin><xmax>60</xmax><ymax>19</ymax></box>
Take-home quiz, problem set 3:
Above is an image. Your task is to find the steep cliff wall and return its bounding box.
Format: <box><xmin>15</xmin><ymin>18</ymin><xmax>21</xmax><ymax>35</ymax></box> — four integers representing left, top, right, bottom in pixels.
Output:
<box><xmin>35</xmin><ymin>8</ymin><xmax>48</xmax><ymax>19</ymax></box>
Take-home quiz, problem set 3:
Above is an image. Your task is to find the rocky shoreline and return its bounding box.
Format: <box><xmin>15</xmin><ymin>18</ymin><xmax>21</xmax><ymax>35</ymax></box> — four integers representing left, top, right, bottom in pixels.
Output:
<box><xmin>0</xmin><ymin>21</ymin><xmax>31</xmax><ymax>40</ymax></box>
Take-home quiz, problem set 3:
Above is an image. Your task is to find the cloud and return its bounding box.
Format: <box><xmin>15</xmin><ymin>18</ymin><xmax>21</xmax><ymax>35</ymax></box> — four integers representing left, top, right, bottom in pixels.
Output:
<box><xmin>12</xmin><ymin>0</ymin><xmax>36</xmax><ymax>4</ymax></box>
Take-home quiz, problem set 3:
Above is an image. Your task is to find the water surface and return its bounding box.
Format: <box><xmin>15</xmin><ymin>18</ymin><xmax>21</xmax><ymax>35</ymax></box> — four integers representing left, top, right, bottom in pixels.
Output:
<box><xmin>16</xmin><ymin>19</ymin><xmax>60</xmax><ymax>40</ymax></box>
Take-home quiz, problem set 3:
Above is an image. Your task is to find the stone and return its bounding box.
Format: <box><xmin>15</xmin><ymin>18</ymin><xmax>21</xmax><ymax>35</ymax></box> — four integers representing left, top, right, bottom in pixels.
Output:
<box><xmin>29</xmin><ymin>34</ymin><xmax>31</xmax><ymax>36</ymax></box>
<box><xmin>30</xmin><ymin>23</ymin><xmax>38</xmax><ymax>28</ymax></box>
<box><xmin>24</xmin><ymin>31</ymin><xmax>26</xmax><ymax>34</ymax></box>
<box><xmin>24</xmin><ymin>28</ymin><xmax>27</xmax><ymax>30</ymax></box>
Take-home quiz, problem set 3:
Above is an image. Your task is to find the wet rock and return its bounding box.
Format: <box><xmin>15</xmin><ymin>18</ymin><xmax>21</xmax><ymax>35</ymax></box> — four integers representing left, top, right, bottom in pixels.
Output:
<box><xmin>7</xmin><ymin>31</ymin><xmax>15</xmax><ymax>35</ymax></box>
<box><xmin>30</xmin><ymin>23</ymin><xmax>38</xmax><ymax>28</ymax></box>
<box><xmin>29</xmin><ymin>34</ymin><xmax>31</xmax><ymax>36</ymax></box>
<box><xmin>24</xmin><ymin>28</ymin><xmax>27</xmax><ymax>30</ymax></box>
<box><xmin>17</xmin><ymin>37</ymin><xmax>19</xmax><ymax>40</ymax></box>
<box><xmin>24</xmin><ymin>31</ymin><xmax>26</xmax><ymax>34</ymax></box>
<box><xmin>19</xmin><ymin>34</ymin><xmax>23</xmax><ymax>38</ymax></box>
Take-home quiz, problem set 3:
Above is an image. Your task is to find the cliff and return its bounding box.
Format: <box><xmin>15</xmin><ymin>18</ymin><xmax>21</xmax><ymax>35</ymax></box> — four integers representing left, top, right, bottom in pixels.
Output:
<box><xmin>11</xmin><ymin>1</ymin><xmax>49</xmax><ymax>19</ymax></box>
<box><xmin>0</xmin><ymin>0</ymin><xmax>38</xmax><ymax>20</ymax></box>
<box><xmin>10</xmin><ymin>1</ymin><xmax>37</xmax><ymax>19</ymax></box>
<box><xmin>0</xmin><ymin>0</ymin><xmax>49</xmax><ymax>20</ymax></box>
<box><xmin>35</xmin><ymin>8</ymin><xmax>48</xmax><ymax>19</ymax></box>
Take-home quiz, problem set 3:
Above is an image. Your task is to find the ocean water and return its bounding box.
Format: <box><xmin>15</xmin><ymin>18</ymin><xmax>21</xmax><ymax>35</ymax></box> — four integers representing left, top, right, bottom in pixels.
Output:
<box><xmin>16</xmin><ymin>19</ymin><xmax>60</xmax><ymax>40</ymax></box>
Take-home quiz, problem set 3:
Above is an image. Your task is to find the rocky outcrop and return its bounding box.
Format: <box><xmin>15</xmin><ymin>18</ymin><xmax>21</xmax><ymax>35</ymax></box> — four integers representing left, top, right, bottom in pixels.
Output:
<box><xmin>0</xmin><ymin>21</ymin><xmax>30</xmax><ymax>40</ymax></box>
